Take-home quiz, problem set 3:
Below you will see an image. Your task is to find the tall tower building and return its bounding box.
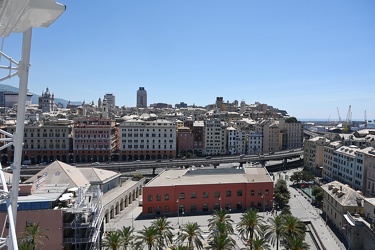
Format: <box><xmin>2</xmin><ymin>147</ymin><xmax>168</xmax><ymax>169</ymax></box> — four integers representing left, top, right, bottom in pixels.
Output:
<box><xmin>137</xmin><ymin>87</ymin><xmax>147</xmax><ymax>108</ymax></box>
<box><xmin>104</xmin><ymin>93</ymin><xmax>116</xmax><ymax>112</ymax></box>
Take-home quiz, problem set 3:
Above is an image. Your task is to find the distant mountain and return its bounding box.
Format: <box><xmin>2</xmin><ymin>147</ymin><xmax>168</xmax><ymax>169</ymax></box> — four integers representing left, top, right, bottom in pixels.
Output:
<box><xmin>0</xmin><ymin>84</ymin><xmax>82</xmax><ymax>108</ymax></box>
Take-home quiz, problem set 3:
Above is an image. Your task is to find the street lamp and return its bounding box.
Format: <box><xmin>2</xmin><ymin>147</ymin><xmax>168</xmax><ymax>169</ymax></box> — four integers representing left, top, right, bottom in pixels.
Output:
<box><xmin>261</xmin><ymin>195</ymin><xmax>266</xmax><ymax>216</ymax></box>
<box><xmin>177</xmin><ymin>199</ymin><xmax>180</xmax><ymax>225</ymax></box>
<box><xmin>219</xmin><ymin>196</ymin><xmax>222</xmax><ymax>210</ymax></box>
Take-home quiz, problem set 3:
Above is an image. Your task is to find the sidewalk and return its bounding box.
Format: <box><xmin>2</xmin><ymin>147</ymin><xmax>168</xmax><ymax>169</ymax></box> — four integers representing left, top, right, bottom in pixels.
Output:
<box><xmin>277</xmin><ymin>171</ymin><xmax>346</xmax><ymax>250</ymax></box>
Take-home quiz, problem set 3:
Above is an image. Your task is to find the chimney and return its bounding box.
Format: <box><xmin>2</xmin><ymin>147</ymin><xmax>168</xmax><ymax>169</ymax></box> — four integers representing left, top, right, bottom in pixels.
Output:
<box><xmin>340</xmin><ymin>186</ymin><xmax>342</xmax><ymax>191</ymax></box>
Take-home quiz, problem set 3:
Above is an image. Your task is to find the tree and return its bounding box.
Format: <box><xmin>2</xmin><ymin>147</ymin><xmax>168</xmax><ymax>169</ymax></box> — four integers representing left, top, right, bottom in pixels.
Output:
<box><xmin>312</xmin><ymin>186</ymin><xmax>324</xmax><ymax>207</ymax></box>
<box><xmin>283</xmin><ymin>236</ymin><xmax>310</xmax><ymax>250</ymax></box>
<box><xmin>118</xmin><ymin>226</ymin><xmax>134</xmax><ymax>250</ymax></box>
<box><xmin>177</xmin><ymin>222</ymin><xmax>204</xmax><ymax>250</ymax></box>
<box><xmin>268</xmin><ymin>215</ymin><xmax>284</xmax><ymax>250</ymax></box>
<box><xmin>208</xmin><ymin>209</ymin><xmax>234</xmax><ymax>235</ymax></box>
<box><xmin>281</xmin><ymin>214</ymin><xmax>306</xmax><ymax>241</ymax></box>
<box><xmin>274</xmin><ymin>179</ymin><xmax>291</xmax><ymax>209</ymax></box>
<box><xmin>301</xmin><ymin>171</ymin><xmax>314</xmax><ymax>183</ymax></box>
<box><xmin>206</xmin><ymin>221</ymin><xmax>236</xmax><ymax>250</ymax></box>
<box><xmin>135</xmin><ymin>225</ymin><xmax>160</xmax><ymax>250</ymax></box>
<box><xmin>252</xmin><ymin>235</ymin><xmax>271</xmax><ymax>250</ymax></box>
<box><xmin>236</xmin><ymin>208</ymin><xmax>265</xmax><ymax>250</ymax></box>
<box><xmin>290</xmin><ymin>171</ymin><xmax>303</xmax><ymax>186</ymax></box>
<box><xmin>18</xmin><ymin>223</ymin><xmax>49</xmax><ymax>250</ymax></box>
<box><xmin>18</xmin><ymin>242</ymin><xmax>33</xmax><ymax>250</ymax></box>
<box><xmin>102</xmin><ymin>231</ymin><xmax>122</xmax><ymax>250</ymax></box>
<box><xmin>151</xmin><ymin>217</ymin><xmax>174</xmax><ymax>249</ymax></box>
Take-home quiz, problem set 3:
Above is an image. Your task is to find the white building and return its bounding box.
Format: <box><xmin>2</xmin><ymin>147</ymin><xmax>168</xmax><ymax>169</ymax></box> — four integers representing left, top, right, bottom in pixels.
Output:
<box><xmin>119</xmin><ymin>119</ymin><xmax>176</xmax><ymax>160</ymax></box>
<box><xmin>333</xmin><ymin>145</ymin><xmax>365</xmax><ymax>192</ymax></box>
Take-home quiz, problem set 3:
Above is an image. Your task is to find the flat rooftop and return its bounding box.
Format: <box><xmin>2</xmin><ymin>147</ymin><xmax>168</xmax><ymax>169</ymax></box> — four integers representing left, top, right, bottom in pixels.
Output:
<box><xmin>146</xmin><ymin>165</ymin><xmax>272</xmax><ymax>187</ymax></box>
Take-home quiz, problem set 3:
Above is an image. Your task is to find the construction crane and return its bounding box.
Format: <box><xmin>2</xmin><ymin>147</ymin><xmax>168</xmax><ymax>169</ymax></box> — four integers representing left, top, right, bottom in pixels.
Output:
<box><xmin>343</xmin><ymin>105</ymin><xmax>352</xmax><ymax>132</ymax></box>
<box><xmin>337</xmin><ymin>107</ymin><xmax>342</xmax><ymax>122</ymax></box>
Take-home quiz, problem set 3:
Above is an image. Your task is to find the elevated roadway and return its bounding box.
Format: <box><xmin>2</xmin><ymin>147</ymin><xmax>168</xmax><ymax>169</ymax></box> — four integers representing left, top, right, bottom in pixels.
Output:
<box><xmin>19</xmin><ymin>150</ymin><xmax>303</xmax><ymax>176</ymax></box>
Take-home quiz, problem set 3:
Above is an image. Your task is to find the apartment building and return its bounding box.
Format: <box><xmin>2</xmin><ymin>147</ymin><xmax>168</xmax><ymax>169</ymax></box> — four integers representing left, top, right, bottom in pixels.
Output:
<box><xmin>192</xmin><ymin>121</ymin><xmax>205</xmax><ymax>156</ymax></box>
<box><xmin>204</xmin><ymin>119</ymin><xmax>225</xmax><ymax>155</ymax></box>
<box><xmin>177</xmin><ymin>126</ymin><xmax>194</xmax><ymax>156</ymax></box>
<box><xmin>321</xmin><ymin>181</ymin><xmax>367</xmax><ymax>250</ymax></box>
<box><xmin>72</xmin><ymin>117</ymin><xmax>116</xmax><ymax>163</ymax></box>
<box><xmin>304</xmin><ymin>137</ymin><xmax>330</xmax><ymax>176</ymax></box>
<box><xmin>279</xmin><ymin>117</ymin><xmax>303</xmax><ymax>150</ymax></box>
<box><xmin>332</xmin><ymin>146</ymin><xmax>365</xmax><ymax>192</ymax></box>
<box><xmin>323</xmin><ymin>141</ymin><xmax>342</xmax><ymax>182</ymax></box>
<box><xmin>235</xmin><ymin>130</ymin><xmax>247</xmax><ymax>155</ymax></box>
<box><xmin>119</xmin><ymin>119</ymin><xmax>176</xmax><ymax>160</ymax></box>
<box><xmin>248</xmin><ymin>131</ymin><xmax>263</xmax><ymax>155</ymax></box>
<box><xmin>363</xmin><ymin>148</ymin><xmax>375</xmax><ymax>197</ymax></box>
<box><xmin>5</xmin><ymin>119</ymin><xmax>73</xmax><ymax>164</ymax></box>
<box><xmin>227</xmin><ymin>127</ymin><xmax>237</xmax><ymax>155</ymax></box>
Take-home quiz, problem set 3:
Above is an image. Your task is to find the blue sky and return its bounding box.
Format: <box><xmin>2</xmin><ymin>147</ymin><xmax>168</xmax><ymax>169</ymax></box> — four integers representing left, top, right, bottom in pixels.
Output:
<box><xmin>3</xmin><ymin>0</ymin><xmax>375</xmax><ymax>120</ymax></box>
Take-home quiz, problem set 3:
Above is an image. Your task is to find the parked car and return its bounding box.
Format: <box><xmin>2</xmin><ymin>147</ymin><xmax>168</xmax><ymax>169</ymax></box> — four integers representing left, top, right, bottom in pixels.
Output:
<box><xmin>134</xmin><ymin>160</ymin><xmax>141</xmax><ymax>163</ymax></box>
<box><xmin>205</xmin><ymin>156</ymin><xmax>212</xmax><ymax>159</ymax></box>
<box><xmin>155</xmin><ymin>159</ymin><xmax>161</xmax><ymax>162</ymax></box>
<box><xmin>91</xmin><ymin>162</ymin><xmax>100</xmax><ymax>166</ymax></box>
<box><xmin>239</xmin><ymin>154</ymin><xmax>245</xmax><ymax>159</ymax></box>
<box><xmin>181</xmin><ymin>157</ymin><xmax>186</xmax><ymax>160</ymax></box>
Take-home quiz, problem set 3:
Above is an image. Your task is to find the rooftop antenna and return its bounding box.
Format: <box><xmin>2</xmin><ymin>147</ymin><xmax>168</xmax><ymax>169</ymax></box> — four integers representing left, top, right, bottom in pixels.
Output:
<box><xmin>0</xmin><ymin>1</ymin><xmax>65</xmax><ymax>249</ymax></box>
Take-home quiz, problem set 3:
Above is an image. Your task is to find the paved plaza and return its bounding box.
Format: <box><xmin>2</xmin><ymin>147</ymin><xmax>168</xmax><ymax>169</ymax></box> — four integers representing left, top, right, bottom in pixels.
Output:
<box><xmin>106</xmin><ymin>168</ymin><xmax>347</xmax><ymax>249</ymax></box>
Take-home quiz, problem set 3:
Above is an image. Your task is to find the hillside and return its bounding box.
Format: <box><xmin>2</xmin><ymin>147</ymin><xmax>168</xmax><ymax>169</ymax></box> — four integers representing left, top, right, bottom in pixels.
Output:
<box><xmin>0</xmin><ymin>84</ymin><xmax>81</xmax><ymax>108</ymax></box>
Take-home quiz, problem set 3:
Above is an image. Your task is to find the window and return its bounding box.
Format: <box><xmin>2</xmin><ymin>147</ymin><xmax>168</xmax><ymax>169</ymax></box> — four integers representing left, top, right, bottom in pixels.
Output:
<box><xmin>226</xmin><ymin>190</ymin><xmax>231</xmax><ymax>197</ymax></box>
<box><xmin>179</xmin><ymin>193</ymin><xmax>185</xmax><ymax>199</ymax></box>
<box><xmin>258</xmin><ymin>190</ymin><xmax>262</xmax><ymax>196</ymax></box>
<box><xmin>251</xmin><ymin>190</ymin><xmax>255</xmax><ymax>196</ymax></box>
<box><xmin>265</xmin><ymin>189</ymin><xmax>269</xmax><ymax>195</ymax></box>
<box><xmin>165</xmin><ymin>194</ymin><xmax>170</xmax><ymax>201</ymax></box>
<box><xmin>191</xmin><ymin>192</ymin><xmax>197</xmax><ymax>199</ymax></box>
<box><xmin>165</xmin><ymin>206</ymin><xmax>169</xmax><ymax>213</ymax></box>
<box><xmin>148</xmin><ymin>195</ymin><xmax>152</xmax><ymax>201</ymax></box>
<box><xmin>202</xmin><ymin>203</ymin><xmax>209</xmax><ymax>212</ymax></box>
<box><xmin>237</xmin><ymin>190</ymin><xmax>243</xmax><ymax>197</ymax></box>
<box><xmin>148</xmin><ymin>207</ymin><xmax>152</xmax><ymax>213</ymax></box>
<box><xmin>214</xmin><ymin>203</ymin><xmax>220</xmax><ymax>210</ymax></box>
<box><xmin>190</xmin><ymin>204</ymin><xmax>197</xmax><ymax>213</ymax></box>
<box><xmin>214</xmin><ymin>192</ymin><xmax>220</xmax><ymax>198</ymax></box>
<box><xmin>156</xmin><ymin>194</ymin><xmax>161</xmax><ymax>201</ymax></box>
<box><xmin>203</xmin><ymin>192</ymin><xmax>209</xmax><ymax>198</ymax></box>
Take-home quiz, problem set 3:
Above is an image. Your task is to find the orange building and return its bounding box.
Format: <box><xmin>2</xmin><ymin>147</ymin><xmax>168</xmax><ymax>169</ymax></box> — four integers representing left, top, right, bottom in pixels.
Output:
<box><xmin>142</xmin><ymin>164</ymin><xmax>274</xmax><ymax>215</ymax></box>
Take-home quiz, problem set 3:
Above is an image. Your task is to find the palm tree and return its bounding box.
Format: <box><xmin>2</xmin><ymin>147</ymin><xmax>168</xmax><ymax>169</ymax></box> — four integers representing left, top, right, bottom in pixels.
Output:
<box><xmin>19</xmin><ymin>223</ymin><xmax>49</xmax><ymax>250</ymax></box>
<box><xmin>18</xmin><ymin>241</ymin><xmax>33</xmax><ymax>250</ymax></box>
<box><xmin>135</xmin><ymin>225</ymin><xmax>160</xmax><ymax>250</ymax></box>
<box><xmin>151</xmin><ymin>217</ymin><xmax>174</xmax><ymax>249</ymax></box>
<box><xmin>268</xmin><ymin>215</ymin><xmax>284</xmax><ymax>250</ymax></box>
<box><xmin>118</xmin><ymin>226</ymin><xmax>134</xmax><ymax>250</ymax></box>
<box><xmin>281</xmin><ymin>214</ymin><xmax>306</xmax><ymax>241</ymax></box>
<box><xmin>169</xmin><ymin>245</ymin><xmax>189</xmax><ymax>250</ymax></box>
<box><xmin>236</xmin><ymin>208</ymin><xmax>264</xmax><ymax>250</ymax></box>
<box><xmin>283</xmin><ymin>236</ymin><xmax>310</xmax><ymax>250</ymax></box>
<box><xmin>252</xmin><ymin>235</ymin><xmax>271</xmax><ymax>250</ymax></box>
<box><xmin>208</xmin><ymin>209</ymin><xmax>234</xmax><ymax>234</ymax></box>
<box><xmin>177</xmin><ymin>221</ymin><xmax>204</xmax><ymax>250</ymax></box>
<box><xmin>102</xmin><ymin>231</ymin><xmax>122</xmax><ymax>250</ymax></box>
<box><xmin>206</xmin><ymin>227</ymin><xmax>236</xmax><ymax>250</ymax></box>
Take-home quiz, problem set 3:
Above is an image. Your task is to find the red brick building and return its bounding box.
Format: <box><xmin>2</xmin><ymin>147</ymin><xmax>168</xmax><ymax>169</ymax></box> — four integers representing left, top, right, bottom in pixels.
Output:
<box><xmin>142</xmin><ymin>165</ymin><xmax>274</xmax><ymax>215</ymax></box>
